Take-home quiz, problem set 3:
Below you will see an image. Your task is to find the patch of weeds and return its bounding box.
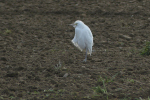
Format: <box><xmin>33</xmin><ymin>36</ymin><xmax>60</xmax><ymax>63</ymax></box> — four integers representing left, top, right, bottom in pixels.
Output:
<box><xmin>62</xmin><ymin>51</ymin><xmax>65</xmax><ymax>54</ymax></box>
<box><xmin>32</xmin><ymin>91</ymin><xmax>39</xmax><ymax>94</ymax></box>
<box><xmin>57</xmin><ymin>89</ymin><xmax>65</xmax><ymax>93</ymax></box>
<box><xmin>1</xmin><ymin>29</ymin><xmax>12</xmax><ymax>35</ymax></box>
<box><xmin>44</xmin><ymin>88</ymin><xmax>54</xmax><ymax>93</ymax></box>
<box><xmin>53</xmin><ymin>60</ymin><xmax>62</xmax><ymax>74</ymax></box>
<box><xmin>52</xmin><ymin>89</ymin><xmax>66</xmax><ymax>97</ymax></box>
<box><xmin>138</xmin><ymin>87</ymin><xmax>144</xmax><ymax>91</ymax></box>
<box><xmin>93</xmin><ymin>73</ymin><xmax>118</xmax><ymax>100</ymax></box>
<box><xmin>98</xmin><ymin>73</ymin><xmax>118</xmax><ymax>83</ymax></box>
<box><xmin>9</xmin><ymin>96</ymin><xmax>15</xmax><ymax>99</ymax></box>
<box><xmin>43</xmin><ymin>90</ymin><xmax>55</xmax><ymax>99</ymax></box>
<box><xmin>141</xmin><ymin>41</ymin><xmax>150</xmax><ymax>56</ymax></box>
<box><xmin>43</xmin><ymin>88</ymin><xmax>65</xmax><ymax>99</ymax></box>
<box><xmin>143</xmin><ymin>77</ymin><xmax>147</xmax><ymax>81</ymax></box>
<box><xmin>45</xmin><ymin>94</ymin><xmax>50</xmax><ymax>97</ymax></box>
<box><xmin>139</xmin><ymin>96</ymin><xmax>150</xmax><ymax>100</ymax></box>
<box><xmin>127</xmin><ymin>52</ymin><xmax>132</xmax><ymax>57</ymax></box>
<box><xmin>5</xmin><ymin>29</ymin><xmax>11</xmax><ymax>34</ymax></box>
<box><xmin>94</xmin><ymin>85</ymin><xmax>107</xmax><ymax>94</ymax></box>
<box><xmin>54</xmin><ymin>60</ymin><xmax>62</xmax><ymax>71</ymax></box>
<box><xmin>50</xmin><ymin>49</ymin><xmax>55</xmax><ymax>53</ymax></box>
<box><xmin>93</xmin><ymin>76</ymin><xmax>108</xmax><ymax>100</ymax></box>
<box><xmin>127</xmin><ymin>78</ymin><xmax>135</xmax><ymax>83</ymax></box>
<box><xmin>83</xmin><ymin>95</ymin><xmax>90</xmax><ymax>99</ymax></box>
<box><xmin>56</xmin><ymin>89</ymin><xmax>66</xmax><ymax>96</ymax></box>
<box><xmin>26</xmin><ymin>91</ymin><xmax>39</xmax><ymax>95</ymax></box>
<box><xmin>0</xmin><ymin>96</ymin><xmax>4</xmax><ymax>99</ymax></box>
<box><xmin>27</xmin><ymin>91</ymin><xmax>31</xmax><ymax>95</ymax></box>
<box><xmin>119</xmin><ymin>42</ymin><xmax>125</xmax><ymax>46</ymax></box>
<box><xmin>111</xmin><ymin>73</ymin><xmax>118</xmax><ymax>81</ymax></box>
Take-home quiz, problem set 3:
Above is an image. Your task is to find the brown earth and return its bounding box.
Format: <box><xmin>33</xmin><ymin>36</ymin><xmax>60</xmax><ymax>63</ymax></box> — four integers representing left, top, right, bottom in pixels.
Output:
<box><xmin>0</xmin><ymin>0</ymin><xmax>150</xmax><ymax>100</ymax></box>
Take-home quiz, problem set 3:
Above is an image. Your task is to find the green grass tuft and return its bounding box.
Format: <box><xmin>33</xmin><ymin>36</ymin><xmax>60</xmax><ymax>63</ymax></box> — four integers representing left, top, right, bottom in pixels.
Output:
<box><xmin>141</xmin><ymin>41</ymin><xmax>150</xmax><ymax>56</ymax></box>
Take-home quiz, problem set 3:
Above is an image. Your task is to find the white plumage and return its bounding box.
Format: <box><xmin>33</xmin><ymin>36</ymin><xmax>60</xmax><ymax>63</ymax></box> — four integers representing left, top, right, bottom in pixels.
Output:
<box><xmin>70</xmin><ymin>20</ymin><xmax>93</xmax><ymax>62</ymax></box>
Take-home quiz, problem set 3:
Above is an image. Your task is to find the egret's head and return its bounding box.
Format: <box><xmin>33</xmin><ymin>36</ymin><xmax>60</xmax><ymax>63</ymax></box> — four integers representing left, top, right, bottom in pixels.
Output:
<box><xmin>70</xmin><ymin>20</ymin><xmax>84</xmax><ymax>28</ymax></box>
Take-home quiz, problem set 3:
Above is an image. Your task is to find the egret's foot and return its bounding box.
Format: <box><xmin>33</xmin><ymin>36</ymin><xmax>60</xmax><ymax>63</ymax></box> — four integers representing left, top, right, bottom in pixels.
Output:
<box><xmin>82</xmin><ymin>59</ymin><xmax>87</xmax><ymax>62</ymax></box>
<box><xmin>83</xmin><ymin>49</ymin><xmax>87</xmax><ymax>62</ymax></box>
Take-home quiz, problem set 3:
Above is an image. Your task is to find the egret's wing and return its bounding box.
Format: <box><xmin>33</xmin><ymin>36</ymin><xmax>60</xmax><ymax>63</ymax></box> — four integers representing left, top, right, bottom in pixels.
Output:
<box><xmin>85</xmin><ymin>25</ymin><xmax>93</xmax><ymax>38</ymax></box>
<box><xmin>83</xmin><ymin>27</ymin><xmax>93</xmax><ymax>55</ymax></box>
<box><xmin>85</xmin><ymin>25</ymin><xmax>94</xmax><ymax>46</ymax></box>
<box><xmin>71</xmin><ymin>31</ymin><xmax>83</xmax><ymax>51</ymax></box>
<box><xmin>71</xmin><ymin>40</ymin><xmax>83</xmax><ymax>51</ymax></box>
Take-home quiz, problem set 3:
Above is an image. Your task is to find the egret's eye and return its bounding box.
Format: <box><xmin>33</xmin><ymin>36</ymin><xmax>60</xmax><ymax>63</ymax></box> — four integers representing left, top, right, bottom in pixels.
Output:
<box><xmin>75</xmin><ymin>23</ymin><xmax>78</xmax><ymax>25</ymax></box>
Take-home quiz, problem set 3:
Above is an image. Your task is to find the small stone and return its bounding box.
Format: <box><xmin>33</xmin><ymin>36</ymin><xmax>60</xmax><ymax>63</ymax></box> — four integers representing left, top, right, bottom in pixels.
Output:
<box><xmin>62</xmin><ymin>67</ymin><xmax>67</xmax><ymax>71</ymax></box>
<box><xmin>148</xmin><ymin>18</ymin><xmax>150</xmax><ymax>21</ymax></box>
<box><xmin>17</xmin><ymin>45</ymin><xmax>21</xmax><ymax>49</ymax></box>
<box><xmin>129</xmin><ymin>33</ymin><xmax>135</xmax><ymax>37</ymax></box>
<box><xmin>81</xmin><ymin>13</ymin><xmax>86</xmax><ymax>17</ymax></box>
<box><xmin>81</xmin><ymin>66</ymin><xmax>85</xmax><ymax>68</ymax></box>
<box><xmin>63</xmin><ymin>73</ymin><xmax>69</xmax><ymax>77</ymax></box>
<box><xmin>119</xmin><ymin>34</ymin><xmax>131</xmax><ymax>40</ymax></box>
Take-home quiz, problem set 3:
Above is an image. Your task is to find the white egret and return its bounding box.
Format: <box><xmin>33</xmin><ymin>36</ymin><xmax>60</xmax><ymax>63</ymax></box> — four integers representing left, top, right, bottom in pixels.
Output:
<box><xmin>70</xmin><ymin>20</ymin><xmax>93</xmax><ymax>62</ymax></box>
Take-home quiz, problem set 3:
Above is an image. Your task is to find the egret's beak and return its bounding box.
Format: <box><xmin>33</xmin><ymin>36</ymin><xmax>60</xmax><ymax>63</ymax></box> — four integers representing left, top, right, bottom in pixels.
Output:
<box><xmin>69</xmin><ymin>23</ymin><xmax>76</xmax><ymax>28</ymax></box>
<box><xmin>69</xmin><ymin>24</ymin><xmax>74</xmax><ymax>26</ymax></box>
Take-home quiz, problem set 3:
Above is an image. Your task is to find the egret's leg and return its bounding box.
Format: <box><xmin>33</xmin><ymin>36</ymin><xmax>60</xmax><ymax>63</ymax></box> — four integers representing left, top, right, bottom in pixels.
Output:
<box><xmin>83</xmin><ymin>48</ymin><xmax>87</xmax><ymax>62</ymax></box>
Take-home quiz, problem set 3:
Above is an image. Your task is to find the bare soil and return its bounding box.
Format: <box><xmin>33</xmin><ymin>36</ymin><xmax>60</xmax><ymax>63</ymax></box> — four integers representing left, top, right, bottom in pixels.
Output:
<box><xmin>0</xmin><ymin>0</ymin><xmax>150</xmax><ymax>100</ymax></box>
